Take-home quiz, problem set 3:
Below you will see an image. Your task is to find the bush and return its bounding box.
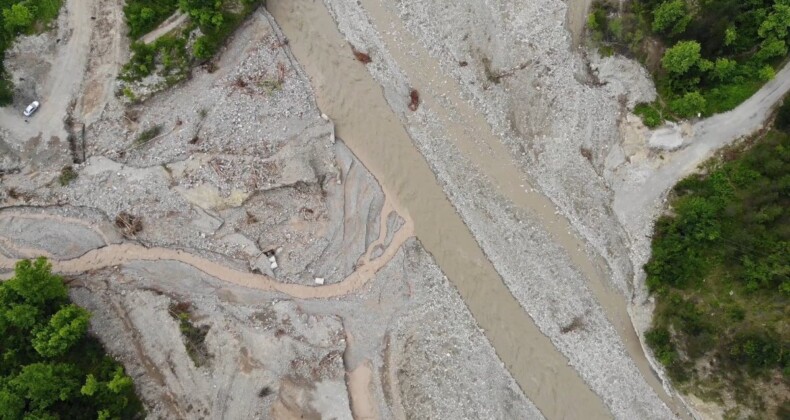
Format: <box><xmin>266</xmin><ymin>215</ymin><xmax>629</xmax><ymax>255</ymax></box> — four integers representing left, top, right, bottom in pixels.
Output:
<box><xmin>134</xmin><ymin>124</ymin><xmax>163</xmax><ymax>144</ymax></box>
<box><xmin>646</xmin><ymin>327</ymin><xmax>677</xmax><ymax>366</ymax></box>
<box><xmin>192</xmin><ymin>35</ymin><xmax>215</xmax><ymax>60</ymax></box>
<box><xmin>726</xmin><ymin>330</ymin><xmax>785</xmax><ymax>372</ymax></box>
<box><xmin>123</xmin><ymin>0</ymin><xmax>179</xmax><ymax>39</ymax></box>
<box><xmin>670</xmin><ymin>91</ymin><xmax>706</xmax><ymax>118</ymax></box>
<box><xmin>635</xmin><ymin>102</ymin><xmax>663</xmax><ymax>127</ymax></box>
<box><xmin>169</xmin><ymin>302</ymin><xmax>212</xmax><ymax>367</ymax></box>
<box><xmin>58</xmin><ymin>165</ymin><xmax>77</xmax><ymax>186</ymax></box>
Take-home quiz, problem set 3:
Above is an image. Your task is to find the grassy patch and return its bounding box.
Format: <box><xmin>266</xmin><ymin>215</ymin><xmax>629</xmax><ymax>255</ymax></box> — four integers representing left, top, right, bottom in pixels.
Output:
<box><xmin>703</xmin><ymin>81</ymin><xmax>762</xmax><ymax>116</ymax></box>
<box><xmin>58</xmin><ymin>165</ymin><xmax>77</xmax><ymax>185</ymax></box>
<box><xmin>644</xmin><ymin>107</ymin><xmax>790</xmax><ymax>416</ymax></box>
<box><xmin>134</xmin><ymin>124</ymin><xmax>163</xmax><ymax>144</ymax></box>
<box><xmin>634</xmin><ymin>102</ymin><xmax>664</xmax><ymax>128</ymax></box>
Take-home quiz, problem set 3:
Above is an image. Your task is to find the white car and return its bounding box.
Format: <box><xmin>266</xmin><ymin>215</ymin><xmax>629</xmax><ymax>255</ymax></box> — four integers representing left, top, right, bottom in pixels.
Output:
<box><xmin>23</xmin><ymin>101</ymin><xmax>39</xmax><ymax>117</ymax></box>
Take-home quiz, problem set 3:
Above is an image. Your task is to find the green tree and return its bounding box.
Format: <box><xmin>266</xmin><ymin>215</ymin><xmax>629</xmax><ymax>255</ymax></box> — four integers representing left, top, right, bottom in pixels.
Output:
<box><xmin>192</xmin><ymin>35</ymin><xmax>214</xmax><ymax>59</ymax></box>
<box><xmin>756</xmin><ymin>38</ymin><xmax>788</xmax><ymax>63</ymax></box>
<box><xmin>3</xmin><ymin>258</ymin><xmax>67</xmax><ymax>309</ymax></box>
<box><xmin>662</xmin><ymin>40</ymin><xmax>701</xmax><ymax>75</ymax></box>
<box><xmin>32</xmin><ymin>304</ymin><xmax>90</xmax><ymax>358</ymax></box>
<box><xmin>712</xmin><ymin>58</ymin><xmax>738</xmax><ymax>82</ymax></box>
<box><xmin>758</xmin><ymin>2</ymin><xmax>790</xmax><ymax>40</ymax></box>
<box><xmin>0</xmin><ymin>383</ymin><xmax>24</xmax><ymax>419</ymax></box>
<box><xmin>670</xmin><ymin>91</ymin><xmax>706</xmax><ymax>117</ymax></box>
<box><xmin>652</xmin><ymin>0</ymin><xmax>691</xmax><ymax>35</ymax></box>
<box><xmin>758</xmin><ymin>65</ymin><xmax>775</xmax><ymax>81</ymax></box>
<box><xmin>724</xmin><ymin>26</ymin><xmax>737</xmax><ymax>46</ymax></box>
<box><xmin>2</xmin><ymin>4</ymin><xmax>35</xmax><ymax>34</ymax></box>
<box><xmin>0</xmin><ymin>259</ymin><xmax>144</xmax><ymax>418</ymax></box>
<box><xmin>10</xmin><ymin>363</ymin><xmax>80</xmax><ymax>410</ymax></box>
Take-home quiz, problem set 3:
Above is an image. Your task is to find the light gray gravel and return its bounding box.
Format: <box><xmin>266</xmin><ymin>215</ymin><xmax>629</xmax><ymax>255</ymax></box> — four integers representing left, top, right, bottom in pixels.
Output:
<box><xmin>320</xmin><ymin>0</ymin><xmax>676</xmax><ymax>417</ymax></box>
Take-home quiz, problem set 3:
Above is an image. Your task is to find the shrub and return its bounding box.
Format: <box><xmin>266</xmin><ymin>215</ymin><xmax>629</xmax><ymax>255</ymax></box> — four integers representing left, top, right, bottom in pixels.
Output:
<box><xmin>169</xmin><ymin>302</ymin><xmax>212</xmax><ymax>367</ymax></box>
<box><xmin>124</xmin><ymin>0</ymin><xmax>179</xmax><ymax>39</ymax></box>
<box><xmin>726</xmin><ymin>330</ymin><xmax>785</xmax><ymax>372</ymax></box>
<box><xmin>192</xmin><ymin>35</ymin><xmax>215</xmax><ymax>60</ymax></box>
<box><xmin>646</xmin><ymin>327</ymin><xmax>677</xmax><ymax>366</ymax></box>
<box><xmin>58</xmin><ymin>166</ymin><xmax>77</xmax><ymax>186</ymax></box>
<box><xmin>634</xmin><ymin>103</ymin><xmax>663</xmax><ymax>127</ymax></box>
<box><xmin>670</xmin><ymin>91</ymin><xmax>706</xmax><ymax>118</ymax></box>
<box><xmin>134</xmin><ymin>124</ymin><xmax>163</xmax><ymax>144</ymax></box>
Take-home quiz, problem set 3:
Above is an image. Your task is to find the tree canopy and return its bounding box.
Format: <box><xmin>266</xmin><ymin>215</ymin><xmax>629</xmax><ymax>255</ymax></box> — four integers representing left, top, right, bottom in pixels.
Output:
<box><xmin>661</xmin><ymin>40</ymin><xmax>702</xmax><ymax>74</ymax></box>
<box><xmin>644</xmin><ymin>104</ymin><xmax>790</xmax><ymax>416</ymax></box>
<box><xmin>0</xmin><ymin>257</ymin><xmax>143</xmax><ymax>419</ymax></box>
<box><xmin>0</xmin><ymin>0</ymin><xmax>65</xmax><ymax>105</ymax></box>
<box><xmin>588</xmin><ymin>0</ymin><xmax>790</xmax><ymax>123</ymax></box>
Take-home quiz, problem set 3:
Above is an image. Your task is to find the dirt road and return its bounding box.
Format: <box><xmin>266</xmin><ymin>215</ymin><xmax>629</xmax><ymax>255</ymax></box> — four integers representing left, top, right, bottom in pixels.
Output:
<box><xmin>0</xmin><ymin>0</ymin><xmax>94</xmax><ymax>144</ymax></box>
<box><xmin>141</xmin><ymin>12</ymin><xmax>188</xmax><ymax>44</ymax></box>
<box><xmin>615</xmin><ymin>62</ymin><xmax>790</xmax><ymax>229</ymax></box>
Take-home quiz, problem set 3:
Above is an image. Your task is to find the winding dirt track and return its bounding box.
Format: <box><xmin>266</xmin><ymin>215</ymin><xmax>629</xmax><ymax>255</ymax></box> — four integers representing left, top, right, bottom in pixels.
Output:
<box><xmin>141</xmin><ymin>12</ymin><xmax>188</xmax><ymax>44</ymax></box>
<box><xmin>616</xmin><ymin>62</ymin><xmax>790</xmax><ymax>227</ymax></box>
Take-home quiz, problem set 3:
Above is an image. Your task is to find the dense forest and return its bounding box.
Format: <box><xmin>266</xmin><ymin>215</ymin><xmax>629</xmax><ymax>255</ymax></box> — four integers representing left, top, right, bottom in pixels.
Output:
<box><xmin>0</xmin><ymin>258</ymin><xmax>144</xmax><ymax>419</ymax></box>
<box><xmin>588</xmin><ymin>0</ymin><xmax>790</xmax><ymax>126</ymax></box>
<box><xmin>644</xmin><ymin>98</ymin><xmax>790</xmax><ymax>417</ymax></box>
<box><xmin>0</xmin><ymin>0</ymin><xmax>61</xmax><ymax>105</ymax></box>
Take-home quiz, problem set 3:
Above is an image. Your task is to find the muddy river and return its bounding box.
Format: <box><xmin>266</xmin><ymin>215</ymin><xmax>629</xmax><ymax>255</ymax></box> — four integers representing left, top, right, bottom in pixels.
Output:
<box><xmin>267</xmin><ymin>0</ymin><xmax>614</xmax><ymax>418</ymax></box>
<box><xmin>264</xmin><ymin>0</ymin><xmax>701</xmax><ymax>418</ymax></box>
